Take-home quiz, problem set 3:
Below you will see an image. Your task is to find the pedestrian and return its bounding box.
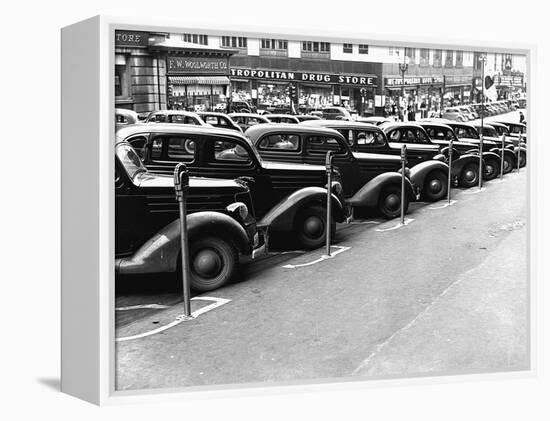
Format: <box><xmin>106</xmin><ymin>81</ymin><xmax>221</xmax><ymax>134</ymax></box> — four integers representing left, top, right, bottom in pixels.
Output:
<box><xmin>519</xmin><ymin>111</ymin><xmax>525</xmax><ymax>124</ymax></box>
<box><xmin>407</xmin><ymin>106</ymin><xmax>416</xmax><ymax>122</ymax></box>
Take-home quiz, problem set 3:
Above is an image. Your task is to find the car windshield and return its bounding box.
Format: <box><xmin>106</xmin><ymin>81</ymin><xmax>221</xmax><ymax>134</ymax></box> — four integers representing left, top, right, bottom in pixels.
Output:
<box><xmin>116</xmin><ymin>143</ymin><xmax>147</xmax><ymax>180</ymax></box>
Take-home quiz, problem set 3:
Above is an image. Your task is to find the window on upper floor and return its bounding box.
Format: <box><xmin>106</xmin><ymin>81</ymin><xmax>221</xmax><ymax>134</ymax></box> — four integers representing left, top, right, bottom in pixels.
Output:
<box><xmin>343</xmin><ymin>43</ymin><xmax>353</xmax><ymax>53</ymax></box>
<box><xmin>445</xmin><ymin>50</ymin><xmax>454</xmax><ymax>67</ymax></box>
<box><xmin>358</xmin><ymin>44</ymin><xmax>369</xmax><ymax>54</ymax></box>
<box><xmin>261</xmin><ymin>38</ymin><xmax>288</xmax><ymax>50</ymax></box>
<box><xmin>433</xmin><ymin>49</ymin><xmax>442</xmax><ymax>67</ymax></box>
<box><xmin>455</xmin><ymin>51</ymin><xmax>463</xmax><ymax>68</ymax></box>
<box><xmin>420</xmin><ymin>48</ymin><xmax>429</xmax><ymax>66</ymax></box>
<box><xmin>302</xmin><ymin>41</ymin><xmax>330</xmax><ymax>53</ymax></box>
<box><xmin>182</xmin><ymin>33</ymin><xmax>208</xmax><ymax>45</ymax></box>
<box><xmin>405</xmin><ymin>48</ymin><xmax>415</xmax><ymax>64</ymax></box>
<box><xmin>221</xmin><ymin>36</ymin><xmax>247</xmax><ymax>48</ymax></box>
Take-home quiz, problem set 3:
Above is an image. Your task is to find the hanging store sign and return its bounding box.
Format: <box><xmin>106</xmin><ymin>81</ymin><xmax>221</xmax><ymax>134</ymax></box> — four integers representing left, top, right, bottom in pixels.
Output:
<box><xmin>115</xmin><ymin>31</ymin><xmax>149</xmax><ymax>47</ymax></box>
<box><xmin>385</xmin><ymin>76</ymin><xmax>444</xmax><ymax>86</ymax></box>
<box><xmin>168</xmin><ymin>57</ymin><xmax>229</xmax><ymax>75</ymax></box>
<box><xmin>230</xmin><ymin>68</ymin><xmax>377</xmax><ymax>86</ymax></box>
<box><xmin>496</xmin><ymin>75</ymin><xmax>523</xmax><ymax>87</ymax></box>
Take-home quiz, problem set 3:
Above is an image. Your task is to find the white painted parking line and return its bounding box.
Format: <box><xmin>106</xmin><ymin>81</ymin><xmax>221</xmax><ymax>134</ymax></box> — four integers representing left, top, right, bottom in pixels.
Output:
<box><xmin>279</xmin><ymin>250</ymin><xmax>307</xmax><ymax>255</ymax></box>
<box><xmin>349</xmin><ymin>220</ymin><xmax>381</xmax><ymax>225</ymax></box>
<box><xmin>115</xmin><ymin>304</ymin><xmax>170</xmax><ymax>311</ymax></box>
<box><xmin>282</xmin><ymin>246</ymin><xmax>351</xmax><ymax>269</ymax></box>
<box><xmin>463</xmin><ymin>188</ymin><xmax>485</xmax><ymax>195</ymax></box>
<box><xmin>428</xmin><ymin>200</ymin><xmax>457</xmax><ymax>210</ymax></box>
<box><xmin>375</xmin><ymin>218</ymin><xmax>414</xmax><ymax>232</ymax></box>
<box><xmin>116</xmin><ymin>296</ymin><xmax>231</xmax><ymax>342</ymax></box>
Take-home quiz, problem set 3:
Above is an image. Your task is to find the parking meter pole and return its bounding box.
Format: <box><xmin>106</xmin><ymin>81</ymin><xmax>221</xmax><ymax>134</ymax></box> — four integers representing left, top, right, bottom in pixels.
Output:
<box><xmin>400</xmin><ymin>145</ymin><xmax>407</xmax><ymax>225</ymax></box>
<box><xmin>325</xmin><ymin>151</ymin><xmax>334</xmax><ymax>257</ymax></box>
<box><xmin>174</xmin><ymin>163</ymin><xmax>192</xmax><ymax>319</ymax></box>
<box><xmin>500</xmin><ymin>134</ymin><xmax>505</xmax><ymax>178</ymax></box>
<box><xmin>447</xmin><ymin>140</ymin><xmax>453</xmax><ymax>204</ymax></box>
<box><xmin>478</xmin><ymin>134</ymin><xmax>483</xmax><ymax>190</ymax></box>
<box><xmin>517</xmin><ymin>135</ymin><xmax>522</xmax><ymax>172</ymax></box>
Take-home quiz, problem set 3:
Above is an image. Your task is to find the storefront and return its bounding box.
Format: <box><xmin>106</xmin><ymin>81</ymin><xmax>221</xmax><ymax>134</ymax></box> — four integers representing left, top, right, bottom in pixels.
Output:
<box><xmin>114</xmin><ymin>30</ymin><xmax>236</xmax><ymax>114</ymax></box>
<box><xmin>383</xmin><ymin>76</ymin><xmax>444</xmax><ymax>118</ymax></box>
<box><xmin>229</xmin><ymin>68</ymin><xmax>378</xmax><ymax>116</ymax></box>
<box><xmin>495</xmin><ymin>74</ymin><xmax>525</xmax><ymax>100</ymax></box>
<box><xmin>442</xmin><ymin>75</ymin><xmax>474</xmax><ymax>106</ymax></box>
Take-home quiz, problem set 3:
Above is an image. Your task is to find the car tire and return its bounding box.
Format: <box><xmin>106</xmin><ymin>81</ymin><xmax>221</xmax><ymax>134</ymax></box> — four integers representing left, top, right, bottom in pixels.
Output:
<box><xmin>181</xmin><ymin>236</ymin><xmax>238</xmax><ymax>292</ymax></box>
<box><xmin>459</xmin><ymin>163</ymin><xmax>480</xmax><ymax>188</ymax></box>
<box><xmin>378</xmin><ymin>185</ymin><xmax>408</xmax><ymax>219</ymax></box>
<box><xmin>422</xmin><ymin>170</ymin><xmax>448</xmax><ymax>202</ymax></box>
<box><xmin>502</xmin><ymin>154</ymin><xmax>514</xmax><ymax>174</ymax></box>
<box><xmin>519</xmin><ymin>151</ymin><xmax>527</xmax><ymax>168</ymax></box>
<box><xmin>294</xmin><ymin>204</ymin><xmax>335</xmax><ymax>250</ymax></box>
<box><xmin>483</xmin><ymin>158</ymin><xmax>499</xmax><ymax>181</ymax></box>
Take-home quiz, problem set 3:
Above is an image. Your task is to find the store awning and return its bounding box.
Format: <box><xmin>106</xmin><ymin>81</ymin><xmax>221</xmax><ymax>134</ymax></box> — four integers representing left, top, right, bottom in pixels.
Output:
<box><xmin>168</xmin><ymin>76</ymin><xmax>231</xmax><ymax>85</ymax></box>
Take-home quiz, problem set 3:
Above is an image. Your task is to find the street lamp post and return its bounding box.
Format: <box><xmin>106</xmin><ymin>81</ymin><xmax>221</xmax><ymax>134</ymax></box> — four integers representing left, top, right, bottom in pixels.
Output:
<box><xmin>399</xmin><ymin>55</ymin><xmax>410</xmax><ymax>121</ymax></box>
<box><xmin>478</xmin><ymin>54</ymin><xmax>487</xmax><ymax>190</ymax></box>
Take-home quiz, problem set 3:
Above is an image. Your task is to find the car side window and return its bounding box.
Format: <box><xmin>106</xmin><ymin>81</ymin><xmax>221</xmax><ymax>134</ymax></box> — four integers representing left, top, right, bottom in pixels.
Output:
<box><xmin>204</xmin><ymin>116</ymin><xmax>219</xmax><ymax>125</ymax></box>
<box><xmin>306</xmin><ymin>136</ymin><xmax>345</xmax><ymax>154</ymax></box>
<box><xmin>248</xmin><ymin>118</ymin><xmax>262</xmax><ymax>126</ymax></box>
<box><xmin>258</xmin><ymin>134</ymin><xmax>300</xmax><ymax>151</ymax></box>
<box><xmin>356</xmin><ymin>130</ymin><xmax>385</xmax><ymax>146</ymax></box>
<box><xmin>168</xmin><ymin>115</ymin><xmax>199</xmax><ymax>125</ymax></box>
<box><xmin>388</xmin><ymin>129</ymin><xmax>401</xmax><ymax>142</ymax></box>
<box><xmin>212</xmin><ymin>139</ymin><xmax>253</xmax><ymax>164</ymax></box>
<box><xmin>128</xmin><ymin>136</ymin><xmax>147</xmax><ymax>158</ymax></box>
<box><xmin>151</xmin><ymin>138</ymin><xmax>163</xmax><ymax>159</ymax></box>
<box><xmin>416</xmin><ymin>129</ymin><xmax>429</xmax><ymax>143</ymax></box>
<box><xmin>149</xmin><ymin>136</ymin><xmax>196</xmax><ymax>162</ymax></box>
<box><xmin>406</xmin><ymin>129</ymin><xmax>417</xmax><ymax>142</ymax></box>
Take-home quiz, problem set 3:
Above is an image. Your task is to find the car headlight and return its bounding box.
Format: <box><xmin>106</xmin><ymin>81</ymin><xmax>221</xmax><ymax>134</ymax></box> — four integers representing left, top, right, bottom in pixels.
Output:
<box><xmin>226</xmin><ymin>202</ymin><xmax>249</xmax><ymax>221</ymax></box>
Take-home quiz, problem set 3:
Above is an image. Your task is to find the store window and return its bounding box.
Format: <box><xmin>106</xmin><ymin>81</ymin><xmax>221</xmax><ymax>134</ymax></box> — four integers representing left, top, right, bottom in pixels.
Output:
<box><xmin>115</xmin><ymin>54</ymin><xmax>130</xmax><ymax>99</ymax></box>
<box><xmin>445</xmin><ymin>50</ymin><xmax>454</xmax><ymax>67</ymax></box>
<box><xmin>221</xmin><ymin>36</ymin><xmax>247</xmax><ymax>48</ymax></box>
<box><xmin>358</xmin><ymin>44</ymin><xmax>369</xmax><ymax>54</ymax></box>
<box><xmin>182</xmin><ymin>33</ymin><xmax>208</xmax><ymax>45</ymax></box>
<box><xmin>343</xmin><ymin>43</ymin><xmax>353</xmax><ymax>53</ymax></box>
<box><xmin>433</xmin><ymin>49</ymin><xmax>442</xmax><ymax>67</ymax></box>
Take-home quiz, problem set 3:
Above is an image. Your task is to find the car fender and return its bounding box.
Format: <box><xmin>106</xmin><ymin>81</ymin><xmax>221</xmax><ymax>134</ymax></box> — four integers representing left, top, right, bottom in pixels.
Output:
<box><xmin>347</xmin><ymin>172</ymin><xmax>416</xmax><ymax>208</ymax></box>
<box><xmin>258</xmin><ymin>187</ymin><xmax>346</xmax><ymax>232</ymax></box>
<box><xmin>451</xmin><ymin>154</ymin><xmax>483</xmax><ymax>177</ymax></box>
<box><xmin>409</xmin><ymin>160</ymin><xmax>449</xmax><ymax>189</ymax></box>
<box><xmin>116</xmin><ymin>211</ymin><xmax>251</xmax><ymax>275</ymax></box>
<box><xmin>482</xmin><ymin>151</ymin><xmax>501</xmax><ymax>163</ymax></box>
<box><xmin>490</xmin><ymin>147</ymin><xmax>516</xmax><ymax>162</ymax></box>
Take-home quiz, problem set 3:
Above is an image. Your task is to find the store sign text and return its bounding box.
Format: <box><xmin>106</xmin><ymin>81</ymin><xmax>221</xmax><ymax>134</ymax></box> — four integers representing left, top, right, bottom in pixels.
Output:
<box><xmin>115</xmin><ymin>31</ymin><xmax>148</xmax><ymax>47</ymax></box>
<box><xmin>385</xmin><ymin>76</ymin><xmax>444</xmax><ymax>86</ymax></box>
<box><xmin>168</xmin><ymin>57</ymin><xmax>229</xmax><ymax>74</ymax></box>
<box><xmin>230</xmin><ymin>68</ymin><xmax>377</xmax><ymax>86</ymax></box>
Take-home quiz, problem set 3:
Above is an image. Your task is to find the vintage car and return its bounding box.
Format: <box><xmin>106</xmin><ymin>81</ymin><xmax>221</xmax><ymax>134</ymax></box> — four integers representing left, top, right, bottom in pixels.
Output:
<box><xmin>115</xmin><ymin>140</ymin><xmax>257</xmax><ymax>292</ymax></box>
<box><xmin>322</xmin><ymin>106</ymin><xmax>353</xmax><ymax>121</ymax></box>
<box><xmin>489</xmin><ymin>121</ymin><xmax>527</xmax><ymax>145</ymax></box>
<box><xmin>300</xmin><ymin>120</ymin><xmax>450</xmax><ymax>202</ymax></box>
<box><xmin>228</xmin><ymin>113</ymin><xmax>270</xmax><ymax>131</ymax></box>
<box><xmin>115</xmin><ymin>108</ymin><xmax>140</xmax><ymax>129</ymax></box>
<box><xmin>196</xmin><ymin>112</ymin><xmax>243</xmax><ymax>132</ymax></box>
<box><xmin>418</xmin><ymin>121</ymin><xmax>502</xmax><ymax>181</ymax></box>
<box><xmin>494</xmin><ymin>120</ymin><xmax>526</xmax><ymax>137</ymax></box>
<box><xmin>355</xmin><ymin>116</ymin><xmax>394</xmax><ymax>126</ymax></box>
<box><xmin>265</xmin><ymin>114</ymin><xmax>300</xmax><ymax>124</ymax></box>
<box><xmin>441</xmin><ymin>120</ymin><xmax>516</xmax><ymax>174</ymax></box>
<box><xmin>144</xmin><ymin>110</ymin><xmax>209</xmax><ymax>126</ymax></box>
<box><xmin>246</xmin><ymin>124</ymin><xmax>418</xmax><ymax>219</ymax></box>
<box><xmin>472</xmin><ymin>122</ymin><xmax>526</xmax><ymax>168</ymax></box>
<box><xmin>441</xmin><ymin>107</ymin><xmax>469</xmax><ymax>122</ymax></box>
<box><xmin>117</xmin><ymin>124</ymin><xmax>348</xmax><ymax>250</ymax></box>
<box><xmin>379</xmin><ymin>122</ymin><xmax>486</xmax><ymax>188</ymax></box>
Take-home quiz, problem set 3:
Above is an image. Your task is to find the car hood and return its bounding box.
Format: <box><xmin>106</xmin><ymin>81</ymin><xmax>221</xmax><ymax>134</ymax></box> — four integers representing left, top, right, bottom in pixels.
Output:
<box><xmin>262</xmin><ymin>160</ymin><xmax>325</xmax><ymax>172</ymax></box>
<box><xmin>134</xmin><ymin>171</ymin><xmax>245</xmax><ymax>190</ymax></box>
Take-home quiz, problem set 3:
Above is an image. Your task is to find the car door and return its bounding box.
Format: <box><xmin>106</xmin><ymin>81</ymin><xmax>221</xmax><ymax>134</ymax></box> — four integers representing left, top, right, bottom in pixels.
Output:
<box><xmin>386</xmin><ymin>127</ymin><xmax>437</xmax><ymax>166</ymax></box>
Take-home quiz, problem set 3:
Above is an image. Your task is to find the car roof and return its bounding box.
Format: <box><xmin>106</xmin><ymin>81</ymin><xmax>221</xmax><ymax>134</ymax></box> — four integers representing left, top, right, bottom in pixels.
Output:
<box><xmin>300</xmin><ymin>119</ymin><xmax>383</xmax><ymax>131</ymax></box>
<box><xmin>417</xmin><ymin>120</ymin><xmax>453</xmax><ymax>129</ymax></box>
<box><xmin>228</xmin><ymin>112</ymin><xmax>269</xmax><ymax>119</ymax></box>
<box><xmin>483</xmin><ymin>121</ymin><xmax>508</xmax><ymax>129</ymax></box>
<box><xmin>245</xmin><ymin>123</ymin><xmax>342</xmax><ymax>142</ymax></box>
<box><xmin>379</xmin><ymin>121</ymin><xmax>427</xmax><ymax>131</ymax></box>
<box><xmin>115</xmin><ymin>123</ymin><xmax>249</xmax><ymax>143</ymax></box>
<box><xmin>148</xmin><ymin>110</ymin><xmax>201</xmax><ymax>116</ymax></box>
<box><xmin>196</xmin><ymin>111</ymin><xmax>229</xmax><ymax>117</ymax></box>
<box><xmin>266</xmin><ymin>114</ymin><xmax>299</xmax><ymax>119</ymax></box>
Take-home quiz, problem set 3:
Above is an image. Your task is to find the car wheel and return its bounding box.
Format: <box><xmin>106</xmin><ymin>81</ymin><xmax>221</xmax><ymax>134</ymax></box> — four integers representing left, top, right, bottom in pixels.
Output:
<box><xmin>459</xmin><ymin>163</ymin><xmax>480</xmax><ymax>188</ymax></box>
<box><xmin>483</xmin><ymin>158</ymin><xmax>499</xmax><ymax>181</ymax></box>
<box><xmin>502</xmin><ymin>155</ymin><xmax>514</xmax><ymax>174</ymax></box>
<box><xmin>378</xmin><ymin>185</ymin><xmax>408</xmax><ymax>219</ymax></box>
<box><xmin>294</xmin><ymin>204</ymin><xmax>334</xmax><ymax>250</ymax></box>
<box><xmin>182</xmin><ymin>236</ymin><xmax>238</xmax><ymax>292</ymax></box>
<box><xmin>422</xmin><ymin>170</ymin><xmax>448</xmax><ymax>202</ymax></box>
<box><xmin>519</xmin><ymin>151</ymin><xmax>527</xmax><ymax>167</ymax></box>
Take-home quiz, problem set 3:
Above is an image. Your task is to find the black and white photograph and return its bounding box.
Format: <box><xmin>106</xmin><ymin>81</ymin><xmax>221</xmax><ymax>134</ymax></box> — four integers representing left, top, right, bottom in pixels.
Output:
<box><xmin>113</xmin><ymin>27</ymin><xmax>529</xmax><ymax>392</ymax></box>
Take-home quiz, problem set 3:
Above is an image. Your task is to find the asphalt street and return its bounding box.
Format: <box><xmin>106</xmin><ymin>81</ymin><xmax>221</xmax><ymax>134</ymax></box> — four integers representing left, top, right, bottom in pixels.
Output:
<box><xmin>115</xmin><ymin>159</ymin><xmax>528</xmax><ymax>391</ymax></box>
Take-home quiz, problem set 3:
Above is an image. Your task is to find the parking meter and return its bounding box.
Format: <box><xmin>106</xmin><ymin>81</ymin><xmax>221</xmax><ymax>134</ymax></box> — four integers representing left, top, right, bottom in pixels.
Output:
<box><xmin>400</xmin><ymin>145</ymin><xmax>407</xmax><ymax>224</ymax></box>
<box><xmin>325</xmin><ymin>151</ymin><xmax>334</xmax><ymax>257</ymax></box>
<box><xmin>174</xmin><ymin>163</ymin><xmax>192</xmax><ymax>319</ymax></box>
<box><xmin>500</xmin><ymin>134</ymin><xmax>505</xmax><ymax>178</ymax></box>
<box><xmin>478</xmin><ymin>132</ymin><xmax>484</xmax><ymax>189</ymax></box>
<box><xmin>448</xmin><ymin>139</ymin><xmax>453</xmax><ymax>203</ymax></box>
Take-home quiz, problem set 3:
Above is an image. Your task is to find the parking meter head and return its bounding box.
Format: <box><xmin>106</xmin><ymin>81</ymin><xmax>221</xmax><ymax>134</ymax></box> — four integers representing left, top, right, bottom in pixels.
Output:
<box><xmin>401</xmin><ymin>144</ymin><xmax>407</xmax><ymax>160</ymax></box>
<box><xmin>325</xmin><ymin>150</ymin><xmax>334</xmax><ymax>172</ymax></box>
<box><xmin>174</xmin><ymin>163</ymin><xmax>189</xmax><ymax>199</ymax></box>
